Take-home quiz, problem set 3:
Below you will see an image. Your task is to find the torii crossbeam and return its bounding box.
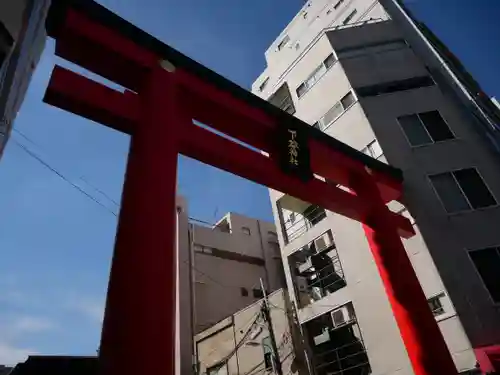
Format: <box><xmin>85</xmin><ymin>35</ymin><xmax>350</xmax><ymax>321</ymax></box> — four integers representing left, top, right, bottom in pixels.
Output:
<box><xmin>42</xmin><ymin>1</ymin><xmax>457</xmax><ymax>375</ymax></box>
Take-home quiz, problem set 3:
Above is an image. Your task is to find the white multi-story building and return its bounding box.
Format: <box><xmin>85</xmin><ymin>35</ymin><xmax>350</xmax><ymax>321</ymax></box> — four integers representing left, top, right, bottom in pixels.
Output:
<box><xmin>252</xmin><ymin>1</ymin><xmax>500</xmax><ymax>375</ymax></box>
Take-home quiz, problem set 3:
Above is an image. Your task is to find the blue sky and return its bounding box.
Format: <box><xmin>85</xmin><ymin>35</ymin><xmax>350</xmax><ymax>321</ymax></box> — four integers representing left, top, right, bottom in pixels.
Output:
<box><xmin>0</xmin><ymin>0</ymin><xmax>499</xmax><ymax>365</ymax></box>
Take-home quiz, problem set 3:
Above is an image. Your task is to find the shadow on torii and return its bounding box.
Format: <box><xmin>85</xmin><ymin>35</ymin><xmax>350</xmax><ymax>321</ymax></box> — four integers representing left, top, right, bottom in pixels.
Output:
<box><xmin>42</xmin><ymin>1</ymin><xmax>458</xmax><ymax>374</ymax></box>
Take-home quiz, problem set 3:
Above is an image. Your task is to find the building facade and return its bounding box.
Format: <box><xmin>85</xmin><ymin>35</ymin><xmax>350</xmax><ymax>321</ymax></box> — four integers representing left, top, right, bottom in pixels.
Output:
<box><xmin>252</xmin><ymin>1</ymin><xmax>500</xmax><ymax>374</ymax></box>
<box><xmin>175</xmin><ymin>197</ymin><xmax>286</xmax><ymax>375</ymax></box>
<box><xmin>195</xmin><ymin>289</ymin><xmax>307</xmax><ymax>375</ymax></box>
<box><xmin>0</xmin><ymin>0</ymin><xmax>49</xmax><ymax>159</ymax></box>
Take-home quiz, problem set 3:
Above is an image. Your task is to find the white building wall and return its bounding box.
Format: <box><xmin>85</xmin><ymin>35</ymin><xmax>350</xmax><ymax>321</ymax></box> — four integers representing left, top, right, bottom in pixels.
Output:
<box><xmin>251</xmin><ymin>1</ymin><xmax>500</xmax><ymax>374</ymax></box>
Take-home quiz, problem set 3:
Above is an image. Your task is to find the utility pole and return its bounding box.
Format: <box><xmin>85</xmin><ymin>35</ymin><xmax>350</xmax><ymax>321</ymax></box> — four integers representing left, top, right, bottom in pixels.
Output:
<box><xmin>260</xmin><ymin>278</ymin><xmax>284</xmax><ymax>375</ymax></box>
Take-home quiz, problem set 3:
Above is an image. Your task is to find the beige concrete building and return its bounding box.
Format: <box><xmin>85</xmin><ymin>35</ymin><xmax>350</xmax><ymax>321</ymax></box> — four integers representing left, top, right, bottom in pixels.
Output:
<box><xmin>175</xmin><ymin>197</ymin><xmax>286</xmax><ymax>375</ymax></box>
<box><xmin>195</xmin><ymin>289</ymin><xmax>307</xmax><ymax>375</ymax></box>
<box><xmin>252</xmin><ymin>1</ymin><xmax>500</xmax><ymax>375</ymax></box>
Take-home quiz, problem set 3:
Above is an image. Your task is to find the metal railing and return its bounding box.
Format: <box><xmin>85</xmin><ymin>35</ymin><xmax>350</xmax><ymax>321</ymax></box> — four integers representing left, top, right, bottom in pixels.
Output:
<box><xmin>296</xmin><ymin>255</ymin><xmax>347</xmax><ymax>308</ymax></box>
<box><xmin>283</xmin><ymin>206</ymin><xmax>327</xmax><ymax>244</ymax></box>
<box><xmin>313</xmin><ymin>339</ymin><xmax>371</xmax><ymax>375</ymax></box>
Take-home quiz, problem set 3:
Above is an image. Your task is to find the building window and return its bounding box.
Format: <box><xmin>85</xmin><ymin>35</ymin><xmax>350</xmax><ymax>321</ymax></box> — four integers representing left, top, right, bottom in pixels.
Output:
<box><xmin>428</xmin><ymin>293</ymin><xmax>445</xmax><ymax>316</ymax></box>
<box><xmin>208</xmin><ymin>362</ymin><xmax>228</xmax><ymax>375</ymax></box>
<box><xmin>469</xmin><ymin>247</ymin><xmax>500</xmax><ymax>303</ymax></box>
<box><xmin>315</xmin><ymin>90</ymin><xmax>356</xmax><ymax>131</ymax></box>
<box><xmin>262</xmin><ymin>336</ymin><xmax>274</xmax><ymax>369</ymax></box>
<box><xmin>241</xmin><ymin>287</ymin><xmax>249</xmax><ymax>297</ymax></box>
<box><xmin>296</xmin><ymin>53</ymin><xmax>337</xmax><ymax>98</ymax></box>
<box><xmin>323</xmin><ymin>53</ymin><xmax>337</xmax><ymax>69</ymax></box>
<box><xmin>340</xmin><ymin>91</ymin><xmax>355</xmax><ymax>109</ymax></box>
<box><xmin>268</xmin><ymin>231</ymin><xmax>278</xmax><ymax>243</ymax></box>
<box><xmin>357</xmin><ymin>76</ymin><xmax>435</xmax><ymax>98</ymax></box>
<box><xmin>429</xmin><ymin>168</ymin><xmax>497</xmax><ymax>213</ymax></box>
<box><xmin>277</xmin><ymin>35</ymin><xmax>290</xmax><ymax>51</ymax></box>
<box><xmin>259</xmin><ymin>77</ymin><xmax>269</xmax><ymax>92</ymax></box>
<box><xmin>253</xmin><ymin>288</ymin><xmax>264</xmax><ymax>299</ymax></box>
<box><xmin>362</xmin><ymin>140</ymin><xmax>383</xmax><ymax>159</ymax></box>
<box><xmin>398</xmin><ymin>111</ymin><xmax>454</xmax><ymax>146</ymax></box>
<box><xmin>336</xmin><ymin>39</ymin><xmax>407</xmax><ymax>59</ymax></box>
<box><xmin>333</xmin><ymin>0</ymin><xmax>344</xmax><ymax>10</ymax></box>
<box><xmin>242</xmin><ymin>227</ymin><xmax>251</xmax><ymax>235</ymax></box>
<box><xmin>342</xmin><ymin>9</ymin><xmax>358</xmax><ymax>25</ymax></box>
<box><xmin>268</xmin><ymin>83</ymin><xmax>295</xmax><ymax>115</ymax></box>
<box><xmin>0</xmin><ymin>21</ymin><xmax>14</xmax><ymax>69</ymax></box>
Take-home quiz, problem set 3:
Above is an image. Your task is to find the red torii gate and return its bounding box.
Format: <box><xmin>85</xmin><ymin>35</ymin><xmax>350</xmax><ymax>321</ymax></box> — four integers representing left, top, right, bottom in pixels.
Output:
<box><xmin>43</xmin><ymin>1</ymin><xmax>457</xmax><ymax>375</ymax></box>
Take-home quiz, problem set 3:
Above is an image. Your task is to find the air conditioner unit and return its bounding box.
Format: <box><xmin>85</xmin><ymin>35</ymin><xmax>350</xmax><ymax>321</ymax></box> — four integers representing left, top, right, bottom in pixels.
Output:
<box><xmin>313</xmin><ymin>329</ymin><xmax>330</xmax><ymax>346</ymax></box>
<box><xmin>297</xmin><ymin>257</ymin><xmax>312</xmax><ymax>274</ymax></box>
<box><xmin>314</xmin><ymin>232</ymin><xmax>334</xmax><ymax>253</ymax></box>
<box><xmin>331</xmin><ymin>305</ymin><xmax>352</xmax><ymax>328</ymax></box>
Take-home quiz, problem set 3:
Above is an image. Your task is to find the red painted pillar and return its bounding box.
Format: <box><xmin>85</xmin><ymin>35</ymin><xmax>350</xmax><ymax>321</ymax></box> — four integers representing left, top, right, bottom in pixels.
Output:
<box><xmin>99</xmin><ymin>64</ymin><xmax>186</xmax><ymax>375</ymax></box>
<box><xmin>349</xmin><ymin>169</ymin><xmax>457</xmax><ymax>375</ymax></box>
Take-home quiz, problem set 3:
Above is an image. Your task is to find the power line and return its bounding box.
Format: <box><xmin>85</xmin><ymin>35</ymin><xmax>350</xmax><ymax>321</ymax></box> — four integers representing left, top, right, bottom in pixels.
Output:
<box><xmin>80</xmin><ymin>175</ymin><xmax>120</xmax><ymax>207</ymax></box>
<box><xmin>14</xmin><ymin>128</ymin><xmax>121</xmax><ymax>209</ymax></box>
<box><xmin>11</xmin><ymin>138</ymin><xmax>118</xmax><ymax>217</ymax></box>
<box><xmin>183</xmin><ymin>259</ymin><xmax>238</xmax><ymax>290</ymax></box>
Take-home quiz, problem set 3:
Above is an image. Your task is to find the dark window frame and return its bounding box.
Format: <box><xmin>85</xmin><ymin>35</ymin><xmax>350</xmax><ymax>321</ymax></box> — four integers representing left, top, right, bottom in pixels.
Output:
<box><xmin>429</xmin><ymin>168</ymin><xmax>497</xmax><ymax>214</ymax></box>
<box><xmin>314</xmin><ymin>90</ymin><xmax>357</xmax><ymax>131</ymax></box>
<box><xmin>342</xmin><ymin>9</ymin><xmax>358</xmax><ymax>25</ymax></box>
<box><xmin>468</xmin><ymin>247</ymin><xmax>500</xmax><ymax>304</ymax></box>
<box><xmin>333</xmin><ymin>0</ymin><xmax>344</xmax><ymax>10</ymax></box>
<box><xmin>296</xmin><ymin>53</ymin><xmax>337</xmax><ymax>99</ymax></box>
<box><xmin>397</xmin><ymin>110</ymin><xmax>455</xmax><ymax>147</ymax></box>
<box><xmin>356</xmin><ymin>76</ymin><xmax>435</xmax><ymax>98</ymax></box>
<box><xmin>277</xmin><ymin>35</ymin><xmax>290</xmax><ymax>51</ymax></box>
<box><xmin>259</xmin><ymin>77</ymin><xmax>269</xmax><ymax>92</ymax></box>
<box><xmin>253</xmin><ymin>288</ymin><xmax>264</xmax><ymax>299</ymax></box>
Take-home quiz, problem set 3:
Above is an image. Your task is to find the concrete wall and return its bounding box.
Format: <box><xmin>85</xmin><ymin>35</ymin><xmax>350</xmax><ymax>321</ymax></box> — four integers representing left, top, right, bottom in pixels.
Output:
<box><xmin>189</xmin><ymin>213</ymin><xmax>285</xmax><ymax>333</ymax></box>
<box><xmin>195</xmin><ymin>289</ymin><xmax>305</xmax><ymax>375</ymax></box>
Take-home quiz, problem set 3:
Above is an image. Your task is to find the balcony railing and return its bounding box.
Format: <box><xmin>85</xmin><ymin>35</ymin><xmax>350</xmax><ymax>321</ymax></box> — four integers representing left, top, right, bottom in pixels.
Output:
<box><xmin>313</xmin><ymin>337</ymin><xmax>371</xmax><ymax>375</ymax></box>
<box><xmin>283</xmin><ymin>206</ymin><xmax>327</xmax><ymax>244</ymax></box>
<box><xmin>294</xmin><ymin>247</ymin><xmax>346</xmax><ymax>308</ymax></box>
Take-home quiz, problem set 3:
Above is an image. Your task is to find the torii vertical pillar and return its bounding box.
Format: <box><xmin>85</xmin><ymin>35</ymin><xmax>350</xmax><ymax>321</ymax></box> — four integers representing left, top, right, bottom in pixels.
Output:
<box><xmin>99</xmin><ymin>65</ymin><xmax>184</xmax><ymax>375</ymax></box>
<box><xmin>350</xmin><ymin>169</ymin><xmax>457</xmax><ymax>375</ymax></box>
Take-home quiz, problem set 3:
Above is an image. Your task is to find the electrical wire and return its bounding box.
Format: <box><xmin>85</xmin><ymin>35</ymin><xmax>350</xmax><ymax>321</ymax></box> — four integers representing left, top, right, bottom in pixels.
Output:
<box><xmin>80</xmin><ymin>175</ymin><xmax>120</xmax><ymax>207</ymax></box>
<box><xmin>12</xmin><ymin>132</ymin><xmax>266</xmax><ymax>300</ymax></box>
<box><xmin>209</xmin><ymin>312</ymin><xmax>263</xmax><ymax>368</ymax></box>
<box><xmin>12</xmin><ymin>138</ymin><xmax>119</xmax><ymax>217</ymax></box>
<box><xmin>183</xmin><ymin>259</ymin><xmax>241</xmax><ymax>290</ymax></box>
